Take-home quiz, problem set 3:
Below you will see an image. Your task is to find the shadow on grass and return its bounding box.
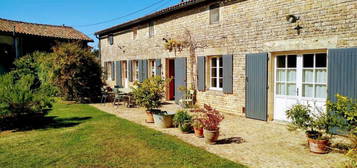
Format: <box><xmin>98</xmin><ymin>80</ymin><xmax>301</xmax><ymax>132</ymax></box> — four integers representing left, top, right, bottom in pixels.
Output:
<box><xmin>216</xmin><ymin>137</ymin><xmax>245</xmax><ymax>145</ymax></box>
<box><xmin>0</xmin><ymin>113</ymin><xmax>92</xmax><ymax>132</ymax></box>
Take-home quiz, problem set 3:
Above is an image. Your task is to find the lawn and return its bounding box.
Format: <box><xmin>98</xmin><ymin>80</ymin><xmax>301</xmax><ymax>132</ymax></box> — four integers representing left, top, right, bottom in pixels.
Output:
<box><xmin>0</xmin><ymin>102</ymin><xmax>246</xmax><ymax>168</ymax></box>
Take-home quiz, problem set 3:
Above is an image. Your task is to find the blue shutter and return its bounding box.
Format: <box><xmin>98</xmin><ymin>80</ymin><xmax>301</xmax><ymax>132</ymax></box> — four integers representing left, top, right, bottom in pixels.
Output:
<box><xmin>138</xmin><ymin>60</ymin><xmax>143</xmax><ymax>82</ymax></box>
<box><xmin>328</xmin><ymin>48</ymin><xmax>357</xmax><ymax>101</ymax></box>
<box><xmin>111</xmin><ymin>61</ymin><xmax>115</xmax><ymax>81</ymax></box>
<box><xmin>155</xmin><ymin>59</ymin><xmax>161</xmax><ymax>76</ymax></box>
<box><xmin>128</xmin><ymin>60</ymin><xmax>133</xmax><ymax>82</ymax></box>
<box><xmin>143</xmin><ymin>60</ymin><xmax>148</xmax><ymax>80</ymax></box>
<box><xmin>115</xmin><ymin>61</ymin><xmax>122</xmax><ymax>87</ymax></box>
<box><xmin>197</xmin><ymin>56</ymin><xmax>205</xmax><ymax>91</ymax></box>
<box><xmin>175</xmin><ymin>57</ymin><xmax>187</xmax><ymax>104</ymax></box>
<box><xmin>223</xmin><ymin>54</ymin><xmax>233</xmax><ymax>94</ymax></box>
<box><xmin>246</xmin><ymin>53</ymin><xmax>268</xmax><ymax>121</ymax></box>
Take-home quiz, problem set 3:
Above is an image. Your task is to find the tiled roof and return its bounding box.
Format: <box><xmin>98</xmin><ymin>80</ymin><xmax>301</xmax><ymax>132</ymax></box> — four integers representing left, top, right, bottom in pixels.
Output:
<box><xmin>95</xmin><ymin>0</ymin><xmax>210</xmax><ymax>36</ymax></box>
<box><xmin>0</xmin><ymin>18</ymin><xmax>93</xmax><ymax>42</ymax></box>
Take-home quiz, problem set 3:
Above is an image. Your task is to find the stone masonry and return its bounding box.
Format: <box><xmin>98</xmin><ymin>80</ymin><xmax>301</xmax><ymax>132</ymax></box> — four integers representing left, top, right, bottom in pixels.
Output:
<box><xmin>99</xmin><ymin>0</ymin><xmax>357</xmax><ymax>116</ymax></box>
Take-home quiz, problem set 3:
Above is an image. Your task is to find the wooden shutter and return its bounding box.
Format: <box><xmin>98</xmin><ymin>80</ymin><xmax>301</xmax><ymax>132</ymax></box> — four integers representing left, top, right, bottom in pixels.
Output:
<box><xmin>138</xmin><ymin>60</ymin><xmax>143</xmax><ymax>82</ymax></box>
<box><xmin>103</xmin><ymin>62</ymin><xmax>108</xmax><ymax>80</ymax></box>
<box><xmin>175</xmin><ymin>57</ymin><xmax>187</xmax><ymax>104</ymax></box>
<box><xmin>128</xmin><ymin>60</ymin><xmax>133</xmax><ymax>82</ymax></box>
<box><xmin>328</xmin><ymin>48</ymin><xmax>357</xmax><ymax>101</ymax></box>
<box><xmin>197</xmin><ymin>56</ymin><xmax>205</xmax><ymax>91</ymax></box>
<box><xmin>115</xmin><ymin>61</ymin><xmax>122</xmax><ymax>87</ymax></box>
<box><xmin>111</xmin><ymin>61</ymin><xmax>115</xmax><ymax>81</ymax></box>
<box><xmin>246</xmin><ymin>53</ymin><xmax>268</xmax><ymax>121</ymax></box>
<box><xmin>223</xmin><ymin>54</ymin><xmax>233</xmax><ymax>94</ymax></box>
<box><xmin>155</xmin><ymin>59</ymin><xmax>161</xmax><ymax>76</ymax></box>
<box><xmin>143</xmin><ymin>60</ymin><xmax>148</xmax><ymax>80</ymax></box>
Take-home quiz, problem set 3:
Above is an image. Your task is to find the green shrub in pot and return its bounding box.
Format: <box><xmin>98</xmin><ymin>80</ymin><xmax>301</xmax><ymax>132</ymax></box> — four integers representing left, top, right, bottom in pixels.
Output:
<box><xmin>286</xmin><ymin>104</ymin><xmax>336</xmax><ymax>154</ymax></box>
<box><xmin>173</xmin><ymin>110</ymin><xmax>192</xmax><ymax>133</ymax></box>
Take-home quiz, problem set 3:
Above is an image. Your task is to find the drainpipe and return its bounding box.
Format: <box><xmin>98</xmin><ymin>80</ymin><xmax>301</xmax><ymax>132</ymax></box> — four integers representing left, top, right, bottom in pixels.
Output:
<box><xmin>95</xmin><ymin>34</ymin><xmax>101</xmax><ymax>61</ymax></box>
<box><xmin>12</xmin><ymin>26</ymin><xmax>18</xmax><ymax>59</ymax></box>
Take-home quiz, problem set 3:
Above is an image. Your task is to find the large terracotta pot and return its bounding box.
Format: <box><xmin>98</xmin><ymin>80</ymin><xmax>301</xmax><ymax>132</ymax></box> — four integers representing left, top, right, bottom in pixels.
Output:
<box><xmin>194</xmin><ymin>127</ymin><xmax>204</xmax><ymax>138</ymax></box>
<box><xmin>308</xmin><ymin>138</ymin><xmax>329</xmax><ymax>154</ymax></box>
<box><xmin>145</xmin><ymin>111</ymin><xmax>154</xmax><ymax>123</ymax></box>
<box><xmin>203</xmin><ymin>129</ymin><xmax>219</xmax><ymax>144</ymax></box>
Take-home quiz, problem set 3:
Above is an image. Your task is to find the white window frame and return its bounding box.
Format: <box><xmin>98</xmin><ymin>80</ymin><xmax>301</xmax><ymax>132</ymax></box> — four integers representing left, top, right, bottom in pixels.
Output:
<box><xmin>133</xmin><ymin>60</ymin><xmax>139</xmax><ymax>81</ymax></box>
<box><xmin>150</xmin><ymin>60</ymin><xmax>156</xmax><ymax>77</ymax></box>
<box><xmin>209</xmin><ymin>56</ymin><xmax>223</xmax><ymax>91</ymax></box>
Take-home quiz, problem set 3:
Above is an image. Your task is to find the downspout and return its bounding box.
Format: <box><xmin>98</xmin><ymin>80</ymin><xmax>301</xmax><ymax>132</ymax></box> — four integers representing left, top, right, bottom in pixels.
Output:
<box><xmin>12</xmin><ymin>26</ymin><xmax>18</xmax><ymax>59</ymax></box>
<box><xmin>95</xmin><ymin>34</ymin><xmax>101</xmax><ymax>61</ymax></box>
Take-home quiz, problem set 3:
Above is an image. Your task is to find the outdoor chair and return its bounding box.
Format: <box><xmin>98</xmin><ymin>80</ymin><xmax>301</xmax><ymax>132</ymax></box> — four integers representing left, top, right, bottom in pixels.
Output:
<box><xmin>179</xmin><ymin>90</ymin><xmax>194</xmax><ymax>108</ymax></box>
<box><xmin>100</xmin><ymin>87</ymin><xmax>109</xmax><ymax>103</ymax></box>
<box><xmin>113</xmin><ymin>88</ymin><xmax>124</xmax><ymax>107</ymax></box>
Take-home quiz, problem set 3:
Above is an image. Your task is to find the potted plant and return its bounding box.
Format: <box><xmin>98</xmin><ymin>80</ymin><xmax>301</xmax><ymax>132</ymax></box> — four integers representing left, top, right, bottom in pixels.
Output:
<box><xmin>173</xmin><ymin>110</ymin><xmax>193</xmax><ymax>133</ymax></box>
<box><xmin>131</xmin><ymin>76</ymin><xmax>169</xmax><ymax>123</ymax></box>
<box><xmin>153</xmin><ymin>110</ymin><xmax>175</xmax><ymax>128</ymax></box>
<box><xmin>192</xmin><ymin>118</ymin><xmax>204</xmax><ymax>138</ymax></box>
<box><xmin>286</xmin><ymin>104</ymin><xmax>336</xmax><ymax>154</ymax></box>
<box><xmin>194</xmin><ymin>104</ymin><xmax>224</xmax><ymax>144</ymax></box>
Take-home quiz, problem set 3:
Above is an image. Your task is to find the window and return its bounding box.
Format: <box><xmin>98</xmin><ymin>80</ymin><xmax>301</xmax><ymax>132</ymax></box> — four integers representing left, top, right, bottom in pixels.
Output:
<box><xmin>122</xmin><ymin>61</ymin><xmax>127</xmax><ymax>80</ymax></box>
<box><xmin>209</xmin><ymin>4</ymin><xmax>220</xmax><ymax>24</ymax></box>
<box><xmin>302</xmin><ymin>53</ymin><xmax>327</xmax><ymax>98</ymax></box>
<box><xmin>149</xmin><ymin>21</ymin><xmax>154</xmax><ymax>38</ymax></box>
<box><xmin>108</xmin><ymin>35</ymin><xmax>114</xmax><ymax>45</ymax></box>
<box><xmin>209</xmin><ymin>56</ymin><xmax>223</xmax><ymax>90</ymax></box>
<box><xmin>276</xmin><ymin>55</ymin><xmax>297</xmax><ymax>96</ymax></box>
<box><xmin>105</xmin><ymin>62</ymin><xmax>113</xmax><ymax>80</ymax></box>
<box><xmin>132</xmin><ymin>60</ymin><xmax>139</xmax><ymax>81</ymax></box>
<box><xmin>149</xmin><ymin>60</ymin><xmax>156</xmax><ymax>77</ymax></box>
<box><xmin>132</xmin><ymin>27</ymin><xmax>138</xmax><ymax>40</ymax></box>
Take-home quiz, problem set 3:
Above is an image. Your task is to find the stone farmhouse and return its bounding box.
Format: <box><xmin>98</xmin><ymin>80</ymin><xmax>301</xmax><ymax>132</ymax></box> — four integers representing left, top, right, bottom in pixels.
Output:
<box><xmin>95</xmin><ymin>0</ymin><xmax>357</xmax><ymax>122</ymax></box>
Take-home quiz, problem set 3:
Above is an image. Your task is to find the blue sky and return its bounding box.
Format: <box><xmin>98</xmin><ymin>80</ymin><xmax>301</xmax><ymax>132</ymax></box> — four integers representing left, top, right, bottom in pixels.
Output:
<box><xmin>0</xmin><ymin>0</ymin><xmax>180</xmax><ymax>48</ymax></box>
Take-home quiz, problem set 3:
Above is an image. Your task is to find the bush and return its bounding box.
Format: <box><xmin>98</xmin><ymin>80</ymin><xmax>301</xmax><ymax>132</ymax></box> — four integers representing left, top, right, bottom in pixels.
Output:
<box><xmin>192</xmin><ymin>104</ymin><xmax>224</xmax><ymax>131</ymax></box>
<box><xmin>0</xmin><ymin>73</ymin><xmax>52</xmax><ymax>129</ymax></box>
<box><xmin>131</xmin><ymin>76</ymin><xmax>169</xmax><ymax>111</ymax></box>
<box><xmin>51</xmin><ymin>43</ymin><xmax>103</xmax><ymax>103</ymax></box>
<box><xmin>173</xmin><ymin>110</ymin><xmax>192</xmax><ymax>132</ymax></box>
<box><xmin>12</xmin><ymin>51</ymin><xmax>58</xmax><ymax>97</ymax></box>
<box><xmin>327</xmin><ymin>94</ymin><xmax>357</xmax><ymax>133</ymax></box>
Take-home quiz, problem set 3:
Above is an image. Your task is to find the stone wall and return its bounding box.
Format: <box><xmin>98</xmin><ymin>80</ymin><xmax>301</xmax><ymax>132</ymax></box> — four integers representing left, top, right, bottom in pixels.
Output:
<box><xmin>99</xmin><ymin>0</ymin><xmax>357</xmax><ymax>116</ymax></box>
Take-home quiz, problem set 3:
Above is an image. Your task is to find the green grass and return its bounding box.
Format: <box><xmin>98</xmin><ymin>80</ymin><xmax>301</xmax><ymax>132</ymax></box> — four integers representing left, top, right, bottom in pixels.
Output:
<box><xmin>0</xmin><ymin>102</ymin><xmax>246</xmax><ymax>168</ymax></box>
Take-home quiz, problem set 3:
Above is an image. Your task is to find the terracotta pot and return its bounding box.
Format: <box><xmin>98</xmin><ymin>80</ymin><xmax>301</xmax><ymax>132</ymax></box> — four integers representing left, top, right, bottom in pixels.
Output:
<box><xmin>308</xmin><ymin>138</ymin><xmax>329</xmax><ymax>154</ymax></box>
<box><xmin>145</xmin><ymin>111</ymin><xmax>154</xmax><ymax>123</ymax></box>
<box><xmin>203</xmin><ymin>129</ymin><xmax>219</xmax><ymax>144</ymax></box>
<box><xmin>194</xmin><ymin>127</ymin><xmax>204</xmax><ymax>138</ymax></box>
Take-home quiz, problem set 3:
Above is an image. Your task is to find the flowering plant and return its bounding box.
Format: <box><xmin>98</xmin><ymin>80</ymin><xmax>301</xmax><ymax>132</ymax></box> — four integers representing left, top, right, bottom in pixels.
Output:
<box><xmin>193</xmin><ymin>104</ymin><xmax>224</xmax><ymax>131</ymax></box>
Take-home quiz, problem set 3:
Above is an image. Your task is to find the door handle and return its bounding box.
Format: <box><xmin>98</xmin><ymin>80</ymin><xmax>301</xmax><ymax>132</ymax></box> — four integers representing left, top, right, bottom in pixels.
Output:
<box><xmin>296</xmin><ymin>88</ymin><xmax>299</xmax><ymax>96</ymax></box>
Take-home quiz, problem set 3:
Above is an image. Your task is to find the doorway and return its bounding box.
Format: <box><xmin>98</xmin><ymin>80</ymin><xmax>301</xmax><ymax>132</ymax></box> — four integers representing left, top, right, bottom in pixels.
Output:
<box><xmin>274</xmin><ymin>52</ymin><xmax>328</xmax><ymax>121</ymax></box>
<box><xmin>166</xmin><ymin>59</ymin><xmax>175</xmax><ymax>100</ymax></box>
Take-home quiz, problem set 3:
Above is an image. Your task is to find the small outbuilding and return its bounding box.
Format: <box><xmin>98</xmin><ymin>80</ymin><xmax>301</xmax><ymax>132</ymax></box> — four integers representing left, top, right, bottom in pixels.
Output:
<box><xmin>0</xmin><ymin>18</ymin><xmax>93</xmax><ymax>74</ymax></box>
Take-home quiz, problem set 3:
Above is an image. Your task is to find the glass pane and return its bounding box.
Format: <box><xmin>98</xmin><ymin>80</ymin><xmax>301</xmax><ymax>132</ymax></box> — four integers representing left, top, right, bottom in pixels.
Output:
<box><xmin>287</xmin><ymin>55</ymin><xmax>297</xmax><ymax>68</ymax></box>
<box><xmin>219</xmin><ymin>57</ymin><xmax>223</xmax><ymax>67</ymax></box>
<box><xmin>315</xmin><ymin>69</ymin><xmax>327</xmax><ymax>83</ymax></box>
<box><xmin>303</xmin><ymin>54</ymin><xmax>314</xmax><ymax>68</ymax></box>
<box><xmin>277</xmin><ymin>56</ymin><xmax>286</xmax><ymax>68</ymax></box>
<box><xmin>219</xmin><ymin>78</ymin><xmax>223</xmax><ymax>88</ymax></box>
<box><xmin>276</xmin><ymin>83</ymin><xmax>286</xmax><ymax>95</ymax></box>
<box><xmin>303</xmin><ymin>70</ymin><xmax>314</xmax><ymax>83</ymax></box>
<box><xmin>211</xmin><ymin>78</ymin><xmax>217</xmax><ymax>87</ymax></box>
<box><xmin>211</xmin><ymin>58</ymin><xmax>217</xmax><ymax>67</ymax></box>
<box><xmin>303</xmin><ymin>84</ymin><xmax>314</xmax><ymax>97</ymax></box>
<box><xmin>316</xmin><ymin>53</ymin><xmax>327</xmax><ymax>67</ymax></box>
<box><xmin>219</xmin><ymin>68</ymin><xmax>223</xmax><ymax>77</ymax></box>
<box><xmin>315</xmin><ymin>85</ymin><xmax>327</xmax><ymax>98</ymax></box>
<box><xmin>276</xmin><ymin>70</ymin><xmax>285</xmax><ymax>82</ymax></box>
<box><xmin>211</xmin><ymin>68</ymin><xmax>217</xmax><ymax>77</ymax></box>
<box><xmin>287</xmin><ymin>70</ymin><xmax>296</xmax><ymax>82</ymax></box>
<box><xmin>287</xmin><ymin>84</ymin><xmax>296</xmax><ymax>96</ymax></box>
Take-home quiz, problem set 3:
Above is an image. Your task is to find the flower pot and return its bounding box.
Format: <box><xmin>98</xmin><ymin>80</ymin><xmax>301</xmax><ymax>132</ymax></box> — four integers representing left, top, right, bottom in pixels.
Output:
<box><xmin>179</xmin><ymin>121</ymin><xmax>192</xmax><ymax>134</ymax></box>
<box><xmin>194</xmin><ymin>127</ymin><xmax>204</xmax><ymax>138</ymax></box>
<box><xmin>308</xmin><ymin>138</ymin><xmax>329</xmax><ymax>154</ymax></box>
<box><xmin>153</xmin><ymin>112</ymin><xmax>175</xmax><ymax>128</ymax></box>
<box><xmin>203</xmin><ymin>129</ymin><xmax>219</xmax><ymax>144</ymax></box>
<box><xmin>145</xmin><ymin>111</ymin><xmax>154</xmax><ymax>123</ymax></box>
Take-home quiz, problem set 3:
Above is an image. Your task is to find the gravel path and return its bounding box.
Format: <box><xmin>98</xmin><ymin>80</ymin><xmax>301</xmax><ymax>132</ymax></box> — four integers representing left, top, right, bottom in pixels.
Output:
<box><xmin>91</xmin><ymin>102</ymin><xmax>347</xmax><ymax>168</ymax></box>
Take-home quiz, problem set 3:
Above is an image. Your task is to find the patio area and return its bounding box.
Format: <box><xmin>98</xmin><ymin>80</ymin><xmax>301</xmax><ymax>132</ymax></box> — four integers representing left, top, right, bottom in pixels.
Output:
<box><xmin>91</xmin><ymin>102</ymin><xmax>347</xmax><ymax>168</ymax></box>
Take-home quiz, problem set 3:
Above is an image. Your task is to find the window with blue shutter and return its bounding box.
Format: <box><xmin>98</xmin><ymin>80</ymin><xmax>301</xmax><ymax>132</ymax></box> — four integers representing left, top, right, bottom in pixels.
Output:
<box><xmin>197</xmin><ymin>56</ymin><xmax>205</xmax><ymax>91</ymax></box>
